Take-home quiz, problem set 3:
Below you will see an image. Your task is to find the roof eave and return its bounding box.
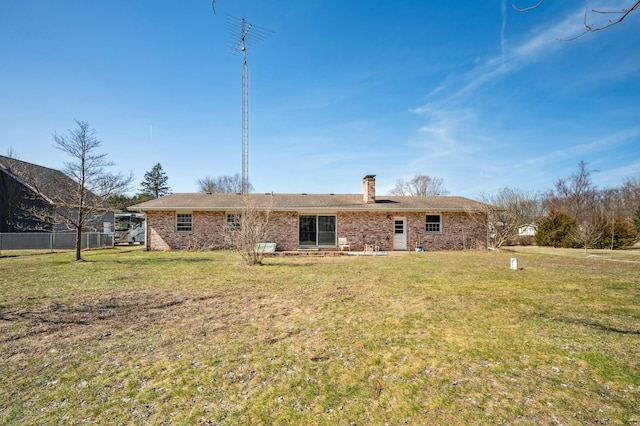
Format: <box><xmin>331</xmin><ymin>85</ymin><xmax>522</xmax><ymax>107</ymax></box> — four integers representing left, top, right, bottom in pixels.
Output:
<box><xmin>129</xmin><ymin>206</ymin><xmax>487</xmax><ymax>213</ymax></box>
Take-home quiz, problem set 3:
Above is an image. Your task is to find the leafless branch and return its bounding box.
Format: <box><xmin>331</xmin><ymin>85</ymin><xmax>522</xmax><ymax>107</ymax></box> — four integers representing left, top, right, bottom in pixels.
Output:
<box><xmin>513</xmin><ymin>0</ymin><xmax>640</xmax><ymax>41</ymax></box>
<box><xmin>197</xmin><ymin>174</ymin><xmax>251</xmax><ymax>193</ymax></box>
<box><xmin>512</xmin><ymin>0</ymin><xmax>545</xmax><ymax>13</ymax></box>
<box><xmin>224</xmin><ymin>196</ymin><xmax>273</xmax><ymax>265</ymax></box>
<box><xmin>569</xmin><ymin>219</ymin><xmax>605</xmax><ymax>254</ymax></box>
<box><xmin>473</xmin><ymin>188</ymin><xmax>544</xmax><ymax>249</ymax></box>
<box><xmin>18</xmin><ymin>121</ymin><xmax>134</xmax><ymax>260</ymax></box>
<box><xmin>388</xmin><ymin>175</ymin><xmax>449</xmax><ymax>197</ymax></box>
<box><xmin>560</xmin><ymin>1</ymin><xmax>640</xmax><ymax>41</ymax></box>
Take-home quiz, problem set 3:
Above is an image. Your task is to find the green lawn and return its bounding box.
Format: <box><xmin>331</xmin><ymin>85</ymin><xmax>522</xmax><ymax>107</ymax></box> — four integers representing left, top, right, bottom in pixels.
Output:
<box><xmin>1</xmin><ymin>247</ymin><xmax>639</xmax><ymax>425</ymax></box>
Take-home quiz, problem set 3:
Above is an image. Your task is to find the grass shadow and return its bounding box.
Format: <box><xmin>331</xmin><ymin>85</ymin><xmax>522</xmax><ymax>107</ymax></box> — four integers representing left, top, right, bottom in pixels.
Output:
<box><xmin>552</xmin><ymin>315</ymin><xmax>640</xmax><ymax>335</ymax></box>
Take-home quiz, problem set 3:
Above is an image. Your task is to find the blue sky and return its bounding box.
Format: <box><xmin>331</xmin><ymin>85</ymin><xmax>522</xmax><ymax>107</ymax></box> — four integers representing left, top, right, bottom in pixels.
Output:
<box><xmin>1</xmin><ymin>1</ymin><xmax>638</xmax><ymax>198</ymax></box>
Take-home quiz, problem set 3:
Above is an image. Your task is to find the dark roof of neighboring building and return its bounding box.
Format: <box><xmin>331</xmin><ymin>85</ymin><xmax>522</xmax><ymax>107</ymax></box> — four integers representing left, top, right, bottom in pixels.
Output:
<box><xmin>0</xmin><ymin>155</ymin><xmax>72</xmax><ymax>202</ymax></box>
<box><xmin>128</xmin><ymin>192</ymin><xmax>490</xmax><ymax>213</ymax></box>
<box><xmin>0</xmin><ymin>155</ymin><xmax>110</xmax><ymax>209</ymax></box>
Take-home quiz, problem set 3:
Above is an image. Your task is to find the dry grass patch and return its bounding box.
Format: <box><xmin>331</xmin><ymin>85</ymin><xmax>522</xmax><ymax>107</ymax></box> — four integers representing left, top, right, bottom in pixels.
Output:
<box><xmin>1</xmin><ymin>247</ymin><xmax>639</xmax><ymax>425</ymax></box>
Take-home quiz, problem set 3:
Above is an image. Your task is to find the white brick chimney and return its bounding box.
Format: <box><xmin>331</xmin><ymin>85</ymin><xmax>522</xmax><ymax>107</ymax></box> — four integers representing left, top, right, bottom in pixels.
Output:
<box><xmin>363</xmin><ymin>174</ymin><xmax>376</xmax><ymax>204</ymax></box>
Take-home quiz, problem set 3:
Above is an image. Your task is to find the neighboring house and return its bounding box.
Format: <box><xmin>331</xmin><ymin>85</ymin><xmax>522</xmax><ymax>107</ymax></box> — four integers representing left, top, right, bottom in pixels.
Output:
<box><xmin>129</xmin><ymin>175</ymin><xmax>490</xmax><ymax>252</ymax></box>
<box><xmin>518</xmin><ymin>224</ymin><xmax>538</xmax><ymax>236</ymax></box>
<box><xmin>0</xmin><ymin>155</ymin><xmax>113</xmax><ymax>233</ymax></box>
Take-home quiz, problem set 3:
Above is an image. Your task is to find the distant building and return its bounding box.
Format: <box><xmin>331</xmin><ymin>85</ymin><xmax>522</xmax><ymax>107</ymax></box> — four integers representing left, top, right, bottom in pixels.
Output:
<box><xmin>518</xmin><ymin>224</ymin><xmax>538</xmax><ymax>236</ymax></box>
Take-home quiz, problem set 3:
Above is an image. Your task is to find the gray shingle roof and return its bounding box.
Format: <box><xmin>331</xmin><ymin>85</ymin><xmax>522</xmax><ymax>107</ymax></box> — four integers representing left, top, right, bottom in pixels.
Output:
<box><xmin>0</xmin><ymin>155</ymin><xmax>74</xmax><ymax>203</ymax></box>
<box><xmin>128</xmin><ymin>192</ymin><xmax>490</xmax><ymax>212</ymax></box>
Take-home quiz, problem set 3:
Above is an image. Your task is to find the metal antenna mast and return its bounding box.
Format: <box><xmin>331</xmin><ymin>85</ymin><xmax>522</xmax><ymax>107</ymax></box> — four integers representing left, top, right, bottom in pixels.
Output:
<box><xmin>227</xmin><ymin>16</ymin><xmax>272</xmax><ymax>194</ymax></box>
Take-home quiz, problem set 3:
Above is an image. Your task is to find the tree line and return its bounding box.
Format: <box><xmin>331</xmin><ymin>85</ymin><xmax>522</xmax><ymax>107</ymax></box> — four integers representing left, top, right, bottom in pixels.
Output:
<box><xmin>479</xmin><ymin>161</ymin><xmax>639</xmax><ymax>250</ymax></box>
<box><xmin>7</xmin><ymin>121</ymin><xmax>638</xmax><ymax>261</ymax></box>
<box><xmin>384</xmin><ymin>168</ymin><xmax>639</xmax><ymax>250</ymax></box>
<box><xmin>113</xmin><ymin>161</ymin><xmax>639</xmax><ymax>251</ymax></box>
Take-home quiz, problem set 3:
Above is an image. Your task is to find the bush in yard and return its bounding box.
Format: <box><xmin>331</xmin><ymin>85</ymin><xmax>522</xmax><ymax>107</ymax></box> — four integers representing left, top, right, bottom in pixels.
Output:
<box><xmin>535</xmin><ymin>211</ymin><xmax>579</xmax><ymax>248</ymax></box>
<box><xmin>224</xmin><ymin>196</ymin><xmax>272</xmax><ymax>266</ymax></box>
<box><xmin>506</xmin><ymin>235</ymin><xmax>535</xmax><ymax>246</ymax></box>
<box><xmin>602</xmin><ymin>217</ymin><xmax>638</xmax><ymax>249</ymax></box>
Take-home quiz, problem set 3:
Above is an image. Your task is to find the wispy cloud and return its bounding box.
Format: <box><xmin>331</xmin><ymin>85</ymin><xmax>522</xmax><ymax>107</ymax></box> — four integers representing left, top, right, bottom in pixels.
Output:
<box><xmin>598</xmin><ymin>160</ymin><xmax>640</xmax><ymax>187</ymax></box>
<box><xmin>500</xmin><ymin>0</ymin><xmax>508</xmax><ymax>58</ymax></box>
<box><xmin>401</xmin><ymin>2</ymin><xmax>639</xmax><ymax>196</ymax></box>
<box><xmin>524</xmin><ymin>126</ymin><xmax>640</xmax><ymax>166</ymax></box>
<box><xmin>424</xmin><ymin>4</ymin><xmax>588</xmax><ymax>105</ymax></box>
<box><xmin>407</xmin><ymin>4</ymin><xmax>605</xmax><ymax>154</ymax></box>
<box><xmin>408</xmin><ymin>106</ymin><xmax>485</xmax><ymax>157</ymax></box>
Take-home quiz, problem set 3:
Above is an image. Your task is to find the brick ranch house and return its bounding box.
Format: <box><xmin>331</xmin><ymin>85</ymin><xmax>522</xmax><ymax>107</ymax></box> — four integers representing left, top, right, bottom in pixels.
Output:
<box><xmin>129</xmin><ymin>175</ymin><xmax>490</xmax><ymax>252</ymax></box>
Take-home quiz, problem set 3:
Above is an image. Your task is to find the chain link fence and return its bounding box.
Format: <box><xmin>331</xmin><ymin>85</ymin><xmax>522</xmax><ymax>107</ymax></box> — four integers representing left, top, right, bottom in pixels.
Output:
<box><xmin>0</xmin><ymin>232</ymin><xmax>114</xmax><ymax>251</ymax></box>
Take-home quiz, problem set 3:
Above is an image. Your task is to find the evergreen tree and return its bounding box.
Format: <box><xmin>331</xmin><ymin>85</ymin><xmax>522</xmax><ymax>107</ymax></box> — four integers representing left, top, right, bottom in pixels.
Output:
<box><xmin>107</xmin><ymin>193</ymin><xmax>155</xmax><ymax>211</ymax></box>
<box><xmin>535</xmin><ymin>211</ymin><xmax>579</xmax><ymax>248</ymax></box>
<box><xmin>139</xmin><ymin>163</ymin><xmax>170</xmax><ymax>199</ymax></box>
<box><xmin>634</xmin><ymin>203</ymin><xmax>640</xmax><ymax>234</ymax></box>
<box><xmin>602</xmin><ymin>217</ymin><xmax>637</xmax><ymax>249</ymax></box>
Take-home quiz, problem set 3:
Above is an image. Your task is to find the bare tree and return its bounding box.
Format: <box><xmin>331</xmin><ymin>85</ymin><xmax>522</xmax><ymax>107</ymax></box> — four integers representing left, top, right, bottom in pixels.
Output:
<box><xmin>25</xmin><ymin>121</ymin><xmax>133</xmax><ymax>261</ymax></box>
<box><xmin>569</xmin><ymin>218</ymin><xmax>605</xmax><ymax>254</ymax></box>
<box><xmin>538</xmin><ymin>167</ymin><xmax>640</xmax><ymax>249</ymax></box>
<box><xmin>197</xmin><ymin>173</ymin><xmax>253</xmax><ymax>193</ymax></box>
<box><xmin>544</xmin><ymin>161</ymin><xmax>599</xmax><ymax>224</ymax></box>
<box><xmin>480</xmin><ymin>188</ymin><xmax>544</xmax><ymax>249</ymax></box>
<box><xmin>5</xmin><ymin>146</ymin><xmax>20</xmax><ymax>159</ymax></box>
<box><xmin>616</xmin><ymin>176</ymin><xmax>640</xmax><ymax>223</ymax></box>
<box><xmin>389</xmin><ymin>175</ymin><xmax>449</xmax><ymax>196</ymax></box>
<box><xmin>224</xmin><ymin>196</ymin><xmax>272</xmax><ymax>265</ymax></box>
<box><xmin>513</xmin><ymin>0</ymin><xmax>640</xmax><ymax>40</ymax></box>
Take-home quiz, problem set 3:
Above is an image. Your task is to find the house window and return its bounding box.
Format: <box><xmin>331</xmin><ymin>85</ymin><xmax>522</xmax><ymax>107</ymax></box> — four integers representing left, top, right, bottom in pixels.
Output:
<box><xmin>425</xmin><ymin>214</ymin><xmax>441</xmax><ymax>233</ymax></box>
<box><xmin>226</xmin><ymin>213</ymin><xmax>242</xmax><ymax>230</ymax></box>
<box><xmin>299</xmin><ymin>215</ymin><xmax>336</xmax><ymax>247</ymax></box>
<box><xmin>176</xmin><ymin>213</ymin><xmax>193</xmax><ymax>232</ymax></box>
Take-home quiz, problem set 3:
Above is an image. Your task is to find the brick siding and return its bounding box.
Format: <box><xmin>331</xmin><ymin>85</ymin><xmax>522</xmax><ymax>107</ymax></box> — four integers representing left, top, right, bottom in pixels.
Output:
<box><xmin>144</xmin><ymin>210</ymin><xmax>486</xmax><ymax>252</ymax></box>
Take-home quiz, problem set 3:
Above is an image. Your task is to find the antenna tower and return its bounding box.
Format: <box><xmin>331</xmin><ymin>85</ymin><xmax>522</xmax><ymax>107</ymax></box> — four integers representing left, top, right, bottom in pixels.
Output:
<box><xmin>227</xmin><ymin>16</ymin><xmax>272</xmax><ymax>194</ymax></box>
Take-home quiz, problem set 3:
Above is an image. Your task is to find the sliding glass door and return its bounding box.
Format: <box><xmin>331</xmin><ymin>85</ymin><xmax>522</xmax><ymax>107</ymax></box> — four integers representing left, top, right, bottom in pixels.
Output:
<box><xmin>299</xmin><ymin>215</ymin><xmax>317</xmax><ymax>246</ymax></box>
<box><xmin>299</xmin><ymin>215</ymin><xmax>336</xmax><ymax>247</ymax></box>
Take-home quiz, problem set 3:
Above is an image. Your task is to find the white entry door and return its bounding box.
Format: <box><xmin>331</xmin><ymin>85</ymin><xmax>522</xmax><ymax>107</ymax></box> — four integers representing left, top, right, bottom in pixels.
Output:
<box><xmin>393</xmin><ymin>217</ymin><xmax>407</xmax><ymax>250</ymax></box>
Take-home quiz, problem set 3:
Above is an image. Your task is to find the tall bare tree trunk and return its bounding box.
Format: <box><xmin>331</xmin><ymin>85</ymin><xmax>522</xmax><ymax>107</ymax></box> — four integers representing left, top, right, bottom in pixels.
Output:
<box><xmin>75</xmin><ymin>225</ymin><xmax>82</xmax><ymax>261</ymax></box>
